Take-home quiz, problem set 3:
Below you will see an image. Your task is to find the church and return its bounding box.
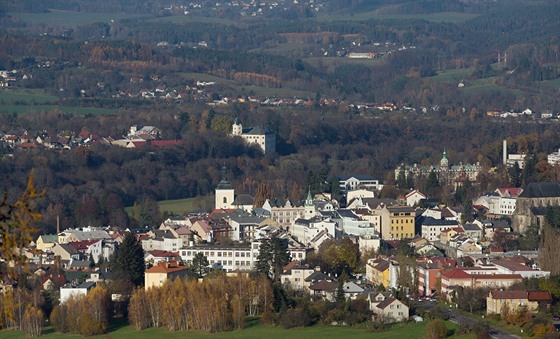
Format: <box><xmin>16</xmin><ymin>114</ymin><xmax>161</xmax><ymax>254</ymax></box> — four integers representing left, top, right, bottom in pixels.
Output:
<box><xmin>214</xmin><ymin>166</ymin><xmax>254</xmax><ymax>212</ymax></box>
<box><xmin>231</xmin><ymin>118</ymin><xmax>276</xmax><ymax>154</ymax></box>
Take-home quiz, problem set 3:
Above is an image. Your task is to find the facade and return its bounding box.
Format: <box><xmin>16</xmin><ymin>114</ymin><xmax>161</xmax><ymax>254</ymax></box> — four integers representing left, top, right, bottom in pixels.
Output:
<box><xmin>395</xmin><ymin>151</ymin><xmax>482</xmax><ymax>187</ymax></box>
<box><xmin>512</xmin><ymin>182</ymin><xmax>560</xmax><ymax>233</ymax></box>
<box><xmin>380</xmin><ymin>205</ymin><xmax>415</xmax><ymax>240</ymax></box>
<box><xmin>144</xmin><ymin>261</ymin><xmax>189</xmax><ymax>290</ymax></box>
<box><xmin>263</xmin><ymin>199</ymin><xmax>305</xmax><ymax>229</ymax></box>
<box><xmin>366</xmin><ymin>258</ymin><xmax>390</xmax><ymax>287</ymax></box>
<box><xmin>215</xmin><ymin>166</ymin><xmax>235</xmax><ymax>210</ymax></box>
<box><xmin>371</xmin><ymin>297</ymin><xmax>409</xmax><ymax>323</ymax></box>
<box><xmin>338</xmin><ymin>175</ymin><xmax>383</xmax><ymax>192</ymax></box>
<box><xmin>417</xmin><ymin>263</ymin><xmax>442</xmax><ymax>296</ymax></box>
<box><xmin>487</xmin><ymin>290</ymin><xmax>551</xmax><ymax>315</ymax></box>
<box><xmin>419</xmin><ymin>217</ymin><xmax>459</xmax><ymax>242</ymax></box>
<box><xmin>60</xmin><ymin>282</ymin><xmax>96</xmax><ymax>303</ymax></box>
<box><xmin>281</xmin><ymin>262</ymin><xmax>316</xmax><ymax>291</ymax></box>
<box><xmin>180</xmin><ymin>243</ymin><xmax>258</xmax><ymax>272</ymax></box>
<box><xmin>231</xmin><ymin>118</ymin><xmax>275</xmax><ymax>154</ymax></box>
<box><xmin>441</xmin><ymin>268</ymin><xmax>522</xmax><ymax>294</ymax></box>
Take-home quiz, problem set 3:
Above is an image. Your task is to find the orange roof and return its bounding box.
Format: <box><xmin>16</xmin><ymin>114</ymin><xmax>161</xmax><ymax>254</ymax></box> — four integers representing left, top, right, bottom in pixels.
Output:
<box><xmin>145</xmin><ymin>261</ymin><xmax>188</xmax><ymax>274</ymax></box>
<box><xmin>442</xmin><ymin>268</ymin><xmax>471</xmax><ymax>279</ymax></box>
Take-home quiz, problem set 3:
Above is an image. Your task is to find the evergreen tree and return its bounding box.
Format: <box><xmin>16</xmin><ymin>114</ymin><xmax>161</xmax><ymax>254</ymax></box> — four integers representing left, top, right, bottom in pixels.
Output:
<box><xmin>112</xmin><ymin>233</ymin><xmax>145</xmax><ymax>286</ymax></box>
<box><xmin>406</xmin><ymin>171</ymin><xmax>415</xmax><ymax>190</ymax></box>
<box><xmin>424</xmin><ymin>170</ymin><xmax>439</xmax><ymax>197</ymax></box>
<box><xmin>508</xmin><ymin>161</ymin><xmax>522</xmax><ymax>187</ymax></box>
<box><xmin>256</xmin><ymin>238</ymin><xmax>291</xmax><ymax>282</ymax></box>
<box><xmin>521</xmin><ymin>154</ymin><xmax>537</xmax><ymax>187</ymax></box>
<box><xmin>397</xmin><ymin>166</ymin><xmax>407</xmax><ymax>189</ymax></box>
<box><xmin>191</xmin><ymin>252</ymin><xmax>209</xmax><ymax>278</ymax></box>
<box><xmin>330</xmin><ymin>176</ymin><xmax>340</xmax><ymax>195</ymax></box>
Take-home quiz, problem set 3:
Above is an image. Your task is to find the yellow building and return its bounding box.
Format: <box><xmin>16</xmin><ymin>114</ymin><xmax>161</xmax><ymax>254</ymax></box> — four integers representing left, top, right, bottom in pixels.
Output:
<box><xmin>380</xmin><ymin>206</ymin><xmax>415</xmax><ymax>240</ymax></box>
<box><xmin>366</xmin><ymin>258</ymin><xmax>390</xmax><ymax>287</ymax></box>
<box><xmin>144</xmin><ymin>261</ymin><xmax>189</xmax><ymax>290</ymax></box>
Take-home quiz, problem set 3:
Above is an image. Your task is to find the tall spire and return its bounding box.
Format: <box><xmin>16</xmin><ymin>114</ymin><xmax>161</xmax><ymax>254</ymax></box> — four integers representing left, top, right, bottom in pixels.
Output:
<box><xmin>305</xmin><ymin>187</ymin><xmax>313</xmax><ymax>206</ymax></box>
<box><xmin>217</xmin><ymin>164</ymin><xmax>233</xmax><ymax>189</ymax></box>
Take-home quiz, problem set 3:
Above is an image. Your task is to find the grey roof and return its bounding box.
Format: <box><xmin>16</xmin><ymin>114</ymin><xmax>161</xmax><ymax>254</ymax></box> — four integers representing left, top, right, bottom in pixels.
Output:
<box><xmin>463</xmin><ymin>223</ymin><xmax>481</xmax><ymax>231</ymax></box>
<box><xmin>243</xmin><ymin>125</ymin><xmax>273</xmax><ymax>135</ymax></box>
<box><xmin>232</xmin><ymin>194</ymin><xmax>254</xmax><ymax>206</ymax></box>
<box><xmin>229</xmin><ymin>215</ymin><xmax>266</xmax><ymax>224</ymax></box>
<box><xmin>519</xmin><ymin>183</ymin><xmax>560</xmax><ymax>198</ymax></box>
<box><xmin>336</xmin><ymin>209</ymin><xmax>359</xmax><ymax>219</ymax></box>
<box><xmin>360</xmin><ymin>198</ymin><xmax>398</xmax><ymax>209</ymax></box>
<box><xmin>419</xmin><ymin>217</ymin><xmax>458</xmax><ymax>227</ymax></box>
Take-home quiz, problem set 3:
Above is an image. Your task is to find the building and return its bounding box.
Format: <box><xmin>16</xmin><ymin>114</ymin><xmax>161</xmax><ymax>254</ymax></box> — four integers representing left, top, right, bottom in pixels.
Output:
<box><xmin>473</xmin><ymin>188</ymin><xmax>522</xmax><ymax>218</ymax></box>
<box><xmin>338</xmin><ymin>175</ymin><xmax>383</xmax><ymax>192</ymax></box>
<box><xmin>370</xmin><ymin>296</ymin><xmax>409</xmax><ymax>323</ymax></box>
<box><xmin>547</xmin><ymin>148</ymin><xmax>560</xmax><ymax>165</ymax></box>
<box><xmin>144</xmin><ymin>261</ymin><xmax>189</xmax><ymax>290</ymax></box>
<box><xmin>366</xmin><ymin>258</ymin><xmax>390</xmax><ymax>287</ymax></box>
<box><xmin>262</xmin><ymin>198</ymin><xmax>305</xmax><ymax>229</ymax></box>
<box><xmin>419</xmin><ymin>217</ymin><xmax>459</xmax><ymax>242</ymax></box>
<box><xmin>487</xmin><ymin>290</ymin><xmax>551</xmax><ymax>315</ymax></box>
<box><xmin>60</xmin><ymin>282</ymin><xmax>96</xmax><ymax>303</ymax></box>
<box><xmin>231</xmin><ymin>118</ymin><xmax>275</xmax><ymax>154</ymax></box>
<box><xmin>180</xmin><ymin>243</ymin><xmax>258</xmax><ymax>272</ymax></box>
<box><xmin>380</xmin><ymin>205</ymin><xmax>415</xmax><ymax>240</ymax></box>
<box><xmin>440</xmin><ymin>268</ymin><xmax>522</xmax><ymax>295</ymax></box>
<box><xmin>281</xmin><ymin>261</ymin><xmax>316</xmax><ymax>291</ymax></box>
<box><xmin>395</xmin><ymin>151</ymin><xmax>482</xmax><ymax>187</ymax></box>
<box><xmin>215</xmin><ymin>166</ymin><xmax>235</xmax><ymax>210</ymax></box>
<box><xmin>512</xmin><ymin>182</ymin><xmax>560</xmax><ymax>234</ymax></box>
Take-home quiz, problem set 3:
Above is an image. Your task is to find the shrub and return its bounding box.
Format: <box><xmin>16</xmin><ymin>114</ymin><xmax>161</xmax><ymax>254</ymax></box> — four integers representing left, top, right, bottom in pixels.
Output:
<box><xmin>426</xmin><ymin>319</ymin><xmax>448</xmax><ymax>339</ymax></box>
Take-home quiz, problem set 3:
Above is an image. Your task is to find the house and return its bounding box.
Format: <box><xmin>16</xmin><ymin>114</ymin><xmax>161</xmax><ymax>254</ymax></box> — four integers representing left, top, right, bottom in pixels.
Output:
<box><xmin>371</xmin><ymin>297</ymin><xmax>409</xmax><ymax>323</ymax></box>
<box><xmin>419</xmin><ymin>217</ymin><xmax>459</xmax><ymax>242</ymax></box>
<box><xmin>291</xmin><ymin>217</ymin><xmax>336</xmax><ymax>245</ymax></box>
<box><xmin>462</xmin><ymin>223</ymin><xmax>483</xmax><ymax>240</ymax></box>
<box><xmin>309</xmin><ymin>280</ymin><xmax>338</xmax><ymax>301</ymax></box>
<box><xmin>280</xmin><ymin>261</ymin><xmax>315</xmax><ymax>290</ymax></box>
<box><xmin>145</xmin><ymin>250</ymin><xmax>181</xmax><ymax>265</ymax></box>
<box><xmin>487</xmin><ymin>290</ymin><xmax>551</xmax><ymax>315</ymax></box>
<box><xmin>51</xmin><ymin>243</ymin><xmax>80</xmax><ymax>261</ymax></box>
<box><xmin>342</xmin><ymin>281</ymin><xmax>365</xmax><ymax>300</ymax></box>
<box><xmin>417</xmin><ymin>262</ymin><xmax>443</xmax><ymax>296</ymax></box>
<box><xmin>440</xmin><ymin>268</ymin><xmax>522</xmax><ymax>295</ymax></box>
<box><xmin>144</xmin><ymin>261</ymin><xmax>189</xmax><ymax>290</ymax></box>
<box><xmin>406</xmin><ymin>190</ymin><xmax>427</xmax><ymax>207</ymax></box>
<box><xmin>262</xmin><ymin>198</ymin><xmax>305</xmax><ymax>229</ymax></box>
<box><xmin>490</xmin><ymin>259</ymin><xmax>550</xmax><ymax>279</ymax></box>
<box><xmin>366</xmin><ymin>258</ymin><xmax>390</xmax><ymax>287</ymax></box>
<box><xmin>190</xmin><ymin>220</ymin><xmax>214</xmax><ymax>243</ymax></box>
<box><xmin>36</xmin><ymin>235</ymin><xmax>58</xmax><ymax>251</ymax></box>
<box><xmin>60</xmin><ymin>281</ymin><xmax>96</xmax><ymax>303</ymax></box>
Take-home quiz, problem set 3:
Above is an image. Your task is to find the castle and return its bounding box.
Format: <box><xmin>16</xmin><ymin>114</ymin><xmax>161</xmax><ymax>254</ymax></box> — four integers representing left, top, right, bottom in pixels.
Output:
<box><xmin>231</xmin><ymin>118</ymin><xmax>275</xmax><ymax>154</ymax></box>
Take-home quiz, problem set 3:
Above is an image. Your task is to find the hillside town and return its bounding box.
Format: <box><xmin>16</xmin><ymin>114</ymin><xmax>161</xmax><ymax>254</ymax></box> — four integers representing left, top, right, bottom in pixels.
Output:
<box><xmin>4</xmin><ymin>155</ymin><xmax>560</xmax><ymax>335</ymax></box>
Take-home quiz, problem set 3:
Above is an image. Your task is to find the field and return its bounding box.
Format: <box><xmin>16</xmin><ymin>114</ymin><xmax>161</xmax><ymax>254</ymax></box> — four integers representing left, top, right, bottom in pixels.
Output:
<box><xmin>0</xmin><ymin>88</ymin><xmax>116</xmax><ymax>115</ymax></box>
<box><xmin>180</xmin><ymin>72</ymin><xmax>314</xmax><ymax>98</ymax></box>
<box><xmin>1</xmin><ymin>320</ymin><xmax>475</xmax><ymax>339</ymax></box>
<box><xmin>429</xmin><ymin>68</ymin><xmax>473</xmax><ymax>84</ymax></box>
<box><xmin>315</xmin><ymin>11</ymin><xmax>479</xmax><ymax>23</ymax></box>
<box><xmin>10</xmin><ymin>11</ymin><xmax>151</xmax><ymax>27</ymax></box>
<box><xmin>125</xmin><ymin>196</ymin><xmax>214</xmax><ymax>216</ymax></box>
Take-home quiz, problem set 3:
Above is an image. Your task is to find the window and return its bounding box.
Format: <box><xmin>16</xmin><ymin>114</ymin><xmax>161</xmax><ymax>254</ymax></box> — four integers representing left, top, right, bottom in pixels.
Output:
<box><xmin>223</xmin><ymin>197</ymin><xmax>227</xmax><ymax>203</ymax></box>
<box><xmin>217</xmin><ymin>252</ymin><xmax>221</xmax><ymax>257</ymax></box>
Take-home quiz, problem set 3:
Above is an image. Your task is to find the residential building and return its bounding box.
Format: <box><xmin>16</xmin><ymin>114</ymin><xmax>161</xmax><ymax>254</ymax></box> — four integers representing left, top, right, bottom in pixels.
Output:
<box><xmin>144</xmin><ymin>261</ymin><xmax>189</xmax><ymax>290</ymax></box>
<box><xmin>60</xmin><ymin>282</ymin><xmax>96</xmax><ymax>303</ymax></box>
<box><xmin>487</xmin><ymin>290</ymin><xmax>552</xmax><ymax>315</ymax></box>
<box><xmin>366</xmin><ymin>258</ymin><xmax>390</xmax><ymax>287</ymax></box>
<box><xmin>547</xmin><ymin>148</ymin><xmax>560</xmax><ymax>165</ymax></box>
<box><xmin>179</xmin><ymin>243</ymin><xmax>258</xmax><ymax>272</ymax></box>
<box><xmin>380</xmin><ymin>205</ymin><xmax>415</xmax><ymax>240</ymax></box>
<box><xmin>262</xmin><ymin>198</ymin><xmax>305</xmax><ymax>229</ymax></box>
<box><xmin>281</xmin><ymin>261</ymin><xmax>316</xmax><ymax>291</ymax></box>
<box><xmin>406</xmin><ymin>190</ymin><xmax>427</xmax><ymax>207</ymax></box>
<box><xmin>332</xmin><ymin>209</ymin><xmax>375</xmax><ymax>237</ymax></box>
<box><xmin>441</xmin><ymin>268</ymin><xmax>522</xmax><ymax>294</ymax></box>
<box><xmin>417</xmin><ymin>262</ymin><xmax>443</xmax><ymax>296</ymax></box>
<box><xmin>419</xmin><ymin>217</ymin><xmax>459</xmax><ymax>242</ymax></box>
<box><xmin>291</xmin><ymin>217</ymin><xmax>336</xmax><ymax>245</ymax></box>
<box><xmin>338</xmin><ymin>175</ymin><xmax>383</xmax><ymax>192</ymax></box>
<box><xmin>371</xmin><ymin>296</ymin><xmax>409</xmax><ymax>323</ymax></box>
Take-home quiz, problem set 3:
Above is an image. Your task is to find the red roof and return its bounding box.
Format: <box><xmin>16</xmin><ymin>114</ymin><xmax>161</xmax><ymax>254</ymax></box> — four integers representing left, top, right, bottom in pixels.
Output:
<box><xmin>528</xmin><ymin>291</ymin><xmax>552</xmax><ymax>302</ymax></box>
<box><xmin>69</xmin><ymin>239</ymin><xmax>99</xmax><ymax>251</ymax></box>
<box><xmin>442</xmin><ymin>268</ymin><xmax>471</xmax><ymax>280</ymax></box>
<box><xmin>147</xmin><ymin>250</ymin><xmax>180</xmax><ymax>258</ymax></box>
<box><xmin>151</xmin><ymin>140</ymin><xmax>181</xmax><ymax>148</ymax></box>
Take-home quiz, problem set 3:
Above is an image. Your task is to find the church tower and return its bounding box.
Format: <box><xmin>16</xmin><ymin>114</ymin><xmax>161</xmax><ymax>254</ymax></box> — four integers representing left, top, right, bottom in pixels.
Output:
<box><xmin>440</xmin><ymin>149</ymin><xmax>449</xmax><ymax>168</ymax></box>
<box><xmin>215</xmin><ymin>165</ymin><xmax>235</xmax><ymax>210</ymax></box>
<box><xmin>304</xmin><ymin>188</ymin><xmax>315</xmax><ymax>219</ymax></box>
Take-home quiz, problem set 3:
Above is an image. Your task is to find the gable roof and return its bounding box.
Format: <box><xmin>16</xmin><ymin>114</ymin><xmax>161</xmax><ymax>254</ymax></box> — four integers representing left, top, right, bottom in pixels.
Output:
<box><xmin>519</xmin><ymin>182</ymin><xmax>560</xmax><ymax>198</ymax></box>
<box><xmin>376</xmin><ymin>297</ymin><xmax>404</xmax><ymax>310</ymax></box>
<box><xmin>145</xmin><ymin>261</ymin><xmax>188</xmax><ymax>274</ymax></box>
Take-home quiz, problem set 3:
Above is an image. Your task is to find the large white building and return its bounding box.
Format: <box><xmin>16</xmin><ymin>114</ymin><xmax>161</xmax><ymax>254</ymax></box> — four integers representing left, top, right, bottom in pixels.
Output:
<box><xmin>338</xmin><ymin>175</ymin><xmax>383</xmax><ymax>192</ymax></box>
<box><xmin>231</xmin><ymin>118</ymin><xmax>275</xmax><ymax>154</ymax></box>
<box><xmin>473</xmin><ymin>188</ymin><xmax>522</xmax><ymax>217</ymax></box>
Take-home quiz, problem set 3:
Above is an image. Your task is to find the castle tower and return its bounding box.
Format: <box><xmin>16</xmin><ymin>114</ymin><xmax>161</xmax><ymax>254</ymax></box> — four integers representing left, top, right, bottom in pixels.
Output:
<box><xmin>232</xmin><ymin>118</ymin><xmax>243</xmax><ymax>136</ymax></box>
<box><xmin>215</xmin><ymin>165</ymin><xmax>235</xmax><ymax>210</ymax></box>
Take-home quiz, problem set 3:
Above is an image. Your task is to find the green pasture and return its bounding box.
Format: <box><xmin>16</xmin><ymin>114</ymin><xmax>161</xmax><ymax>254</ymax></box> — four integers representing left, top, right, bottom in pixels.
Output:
<box><xmin>9</xmin><ymin>11</ymin><xmax>151</xmax><ymax>27</ymax></box>
<box><xmin>126</xmin><ymin>196</ymin><xmax>214</xmax><ymax>216</ymax></box>
<box><xmin>147</xmin><ymin>15</ymin><xmax>241</xmax><ymax>27</ymax></box>
<box><xmin>0</xmin><ymin>88</ymin><xmax>58</xmax><ymax>104</ymax></box>
<box><xmin>0</xmin><ymin>104</ymin><xmax>115</xmax><ymax>115</ymax></box>
<box><xmin>1</xmin><ymin>319</ymin><xmax>474</xmax><ymax>339</ymax></box>
<box><xmin>429</xmin><ymin>68</ymin><xmax>473</xmax><ymax>84</ymax></box>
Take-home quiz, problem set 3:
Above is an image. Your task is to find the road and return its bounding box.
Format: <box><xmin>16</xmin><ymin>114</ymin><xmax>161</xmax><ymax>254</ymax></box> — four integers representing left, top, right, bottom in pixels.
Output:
<box><xmin>412</xmin><ymin>300</ymin><xmax>521</xmax><ymax>339</ymax></box>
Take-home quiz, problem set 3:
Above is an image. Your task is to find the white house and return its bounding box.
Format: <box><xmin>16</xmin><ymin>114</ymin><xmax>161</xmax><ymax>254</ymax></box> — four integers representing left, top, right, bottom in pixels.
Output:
<box><xmin>60</xmin><ymin>282</ymin><xmax>96</xmax><ymax>303</ymax></box>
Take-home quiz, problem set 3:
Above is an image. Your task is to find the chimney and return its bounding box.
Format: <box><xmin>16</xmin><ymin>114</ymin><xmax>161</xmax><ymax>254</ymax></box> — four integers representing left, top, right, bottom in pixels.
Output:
<box><xmin>503</xmin><ymin>140</ymin><xmax>507</xmax><ymax>165</ymax></box>
<box><xmin>315</xmin><ymin>266</ymin><xmax>321</xmax><ymax>272</ymax></box>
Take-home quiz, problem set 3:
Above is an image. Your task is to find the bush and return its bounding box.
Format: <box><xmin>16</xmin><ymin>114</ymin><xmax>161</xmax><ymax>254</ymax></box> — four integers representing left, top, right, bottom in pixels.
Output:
<box><xmin>426</xmin><ymin>319</ymin><xmax>448</xmax><ymax>339</ymax></box>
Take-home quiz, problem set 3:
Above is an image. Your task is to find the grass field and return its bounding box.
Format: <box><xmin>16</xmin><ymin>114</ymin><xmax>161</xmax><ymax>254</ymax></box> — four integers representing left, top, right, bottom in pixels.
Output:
<box><xmin>0</xmin><ymin>88</ymin><xmax>59</xmax><ymax>104</ymax></box>
<box><xmin>10</xmin><ymin>11</ymin><xmax>151</xmax><ymax>27</ymax></box>
<box><xmin>147</xmin><ymin>15</ymin><xmax>241</xmax><ymax>27</ymax></box>
<box><xmin>0</xmin><ymin>104</ymin><xmax>115</xmax><ymax>115</ymax></box>
<box><xmin>429</xmin><ymin>68</ymin><xmax>473</xmax><ymax>84</ymax></box>
<box><xmin>125</xmin><ymin>196</ymin><xmax>214</xmax><ymax>216</ymax></box>
<box><xmin>1</xmin><ymin>319</ymin><xmax>475</xmax><ymax>339</ymax></box>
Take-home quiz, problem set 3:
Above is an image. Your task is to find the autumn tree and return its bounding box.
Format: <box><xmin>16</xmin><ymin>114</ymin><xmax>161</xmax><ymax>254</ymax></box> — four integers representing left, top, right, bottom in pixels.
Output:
<box><xmin>253</xmin><ymin>182</ymin><xmax>272</xmax><ymax>208</ymax></box>
<box><xmin>0</xmin><ymin>173</ymin><xmax>44</xmax><ymax>271</ymax></box>
<box><xmin>112</xmin><ymin>233</ymin><xmax>145</xmax><ymax>286</ymax></box>
<box><xmin>21</xmin><ymin>305</ymin><xmax>43</xmax><ymax>337</ymax></box>
<box><xmin>256</xmin><ymin>238</ymin><xmax>291</xmax><ymax>282</ymax></box>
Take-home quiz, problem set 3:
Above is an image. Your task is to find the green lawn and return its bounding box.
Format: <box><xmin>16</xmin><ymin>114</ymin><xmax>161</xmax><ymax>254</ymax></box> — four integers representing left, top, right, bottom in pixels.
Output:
<box><xmin>9</xmin><ymin>11</ymin><xmax>151</xmax><ymax>27</ymax></box>
<box><xmin>0</xmin><ymin>320</ymin><xmax>475</xmax><ymax>339</ymax></box>
<box><xmin>429</xmin><ymin>68</ymin><xmax>473</xmax><ymax>84</ymax></box>
<box><xmin>0</xmin><ymin>88</ymin><xmax>59</xmax><ymax>104</ymax></box>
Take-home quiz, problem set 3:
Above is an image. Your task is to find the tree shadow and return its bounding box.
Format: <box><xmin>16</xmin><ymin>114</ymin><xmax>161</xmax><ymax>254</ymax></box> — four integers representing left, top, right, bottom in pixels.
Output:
<box><xmin>107</xmin><ymin>317</ymin><xmax>130</xmax><ymax>333</ymax></box>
